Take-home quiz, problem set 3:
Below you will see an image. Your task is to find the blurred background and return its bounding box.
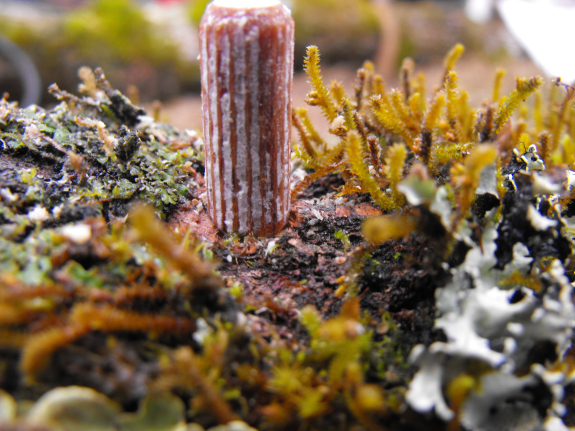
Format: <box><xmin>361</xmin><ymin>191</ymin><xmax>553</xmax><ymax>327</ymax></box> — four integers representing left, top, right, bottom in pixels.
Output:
<box><xmin>0</xmin><ymin>0</ymin><xmax>554</xmax><ymax>131</ymax></box>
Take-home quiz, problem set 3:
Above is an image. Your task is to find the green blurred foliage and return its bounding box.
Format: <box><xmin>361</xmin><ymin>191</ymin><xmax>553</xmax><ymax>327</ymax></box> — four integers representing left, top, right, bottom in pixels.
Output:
<box><xmin>291</xmin><ymin>0</ymin><xmax>380</xmax><ymax>67</ymax></box>
<box><xmin>0</xmin><ymin>0</ymin><xmax>492</xmax><ymax>105</ymax></box>
<box><xmin>188</xmin><ymin>0</ymin><xmax>211</xmax><ymax>27</ymax></box>
<box><xmin>63</xmin><ymin>0</ymin><xmax>177</xmax><ymax>65</ymax></box>
<box><xmin>0</xmin><ymin>0</ymin><xmax>199</xmax><ymax>104</ymax></box>
<box><xmin>394</xmin><ymin>2</ymin><xmax>490</xmax><ymax>64</ymax></box>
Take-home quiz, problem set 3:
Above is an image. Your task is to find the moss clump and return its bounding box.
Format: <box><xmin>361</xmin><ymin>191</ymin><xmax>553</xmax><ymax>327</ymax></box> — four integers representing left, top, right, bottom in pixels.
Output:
<box><xmin>293</xmin><ymin>44</ymin><xmax>548</xmax><ymax>223</ymax></box>
<box><xmin>1</xmin><ymin>67</ymin><xmax>200</xmax><ymax>221</ymax></box>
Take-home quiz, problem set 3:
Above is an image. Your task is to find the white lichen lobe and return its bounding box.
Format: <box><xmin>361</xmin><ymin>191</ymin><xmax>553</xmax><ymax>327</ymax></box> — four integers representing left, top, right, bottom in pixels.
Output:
<box><xmin>406</xmin><ymin>222</ymin><xmax>574</xmax><ymax>429</ymax></box>
<box><xmin>27</xmin><ymin>206</ymin><xmax>49</xmax><ymax>223</ymax></box>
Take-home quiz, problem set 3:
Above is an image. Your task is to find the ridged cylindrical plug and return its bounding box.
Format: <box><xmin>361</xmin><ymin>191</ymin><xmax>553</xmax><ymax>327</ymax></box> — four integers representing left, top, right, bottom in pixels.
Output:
<box><xmin>199</xmin><ymin>0</ymin><xmax>294</xmax><ymax>237</ymax></box>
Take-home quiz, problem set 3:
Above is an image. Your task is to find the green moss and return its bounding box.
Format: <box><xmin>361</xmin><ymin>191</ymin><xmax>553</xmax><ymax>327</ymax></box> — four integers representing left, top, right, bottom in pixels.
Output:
<box><xmin>63</xmin><ymin>0</ymin><xmax>177</xmax><ymax>65</ymax></box>
<box><xmin>334</xmin><ymin>229</ymin><xmax>351</xmax><ymax>252</ymax></box>
<box><xmin>0</xmin><ymin>68</ymin><xmax>206</xmax><ymax>292</ymax></box>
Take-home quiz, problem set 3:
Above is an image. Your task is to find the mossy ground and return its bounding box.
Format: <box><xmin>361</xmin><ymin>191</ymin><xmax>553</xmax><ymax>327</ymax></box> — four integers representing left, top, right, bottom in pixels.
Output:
<box><xmin>1</xmin><ymin>44</ymin><xmax>575</xmax><ymax>430</ymax></box>
<box><xmin>0</xmin><ymin>66</ymin><xmax>436</xmax><ymax>431</ymax></box>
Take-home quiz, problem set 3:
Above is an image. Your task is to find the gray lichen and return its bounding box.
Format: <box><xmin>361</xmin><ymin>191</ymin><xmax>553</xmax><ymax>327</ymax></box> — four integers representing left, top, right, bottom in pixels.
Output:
<box><xmin>406</xmin><ymin>156</ymin><xmax>575</xmax><ymax>430</ymax></box>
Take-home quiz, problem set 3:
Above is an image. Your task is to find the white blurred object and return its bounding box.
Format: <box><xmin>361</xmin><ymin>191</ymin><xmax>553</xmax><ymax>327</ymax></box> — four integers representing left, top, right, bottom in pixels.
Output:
<box><xmin>465</xmin><ymin>0</ymin><xmax>496</xmax><ymax>23</ymax></box>
<box><xmin>497</xmin><ymin>0</ymin><xmax>575</xmax><ymax>82</ymax></box>
<box><xmin>143</xmin><ymin>2</ymin><xmax>198</xmax><ymax>61</ymax></box>
<box><xmin>465</xmin><ymin>0</ymin><xmax>575</xmax><ymax>83</ymax></box>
